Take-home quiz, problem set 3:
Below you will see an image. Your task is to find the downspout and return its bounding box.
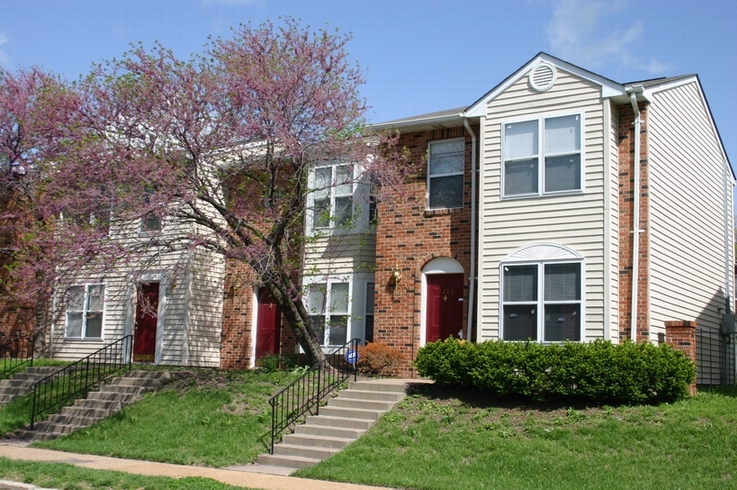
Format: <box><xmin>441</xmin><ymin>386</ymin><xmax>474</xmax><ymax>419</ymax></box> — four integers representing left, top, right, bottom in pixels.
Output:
<box><xmin>626</xmin><ymin>85</ymin><xmax>644</xmax><ymax>342</ymax></box>
<box><xmin>721</xmin><ymin>157</ymin><xmax>734</xmax><ymax>385</ymax></box>
<box><xmin>463</xmin><ymin>118</ymin><xmax>477</xmax><ymax>342</ymax></box>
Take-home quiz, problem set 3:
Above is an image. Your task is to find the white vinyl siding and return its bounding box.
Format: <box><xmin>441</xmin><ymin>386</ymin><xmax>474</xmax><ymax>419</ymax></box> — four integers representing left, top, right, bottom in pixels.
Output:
<box><xmin>477</xmin><ymin>69</ymin><xmax>608</xmax><ymax>342</ymax></box>
<box><xmin>646</xmin><ymin>80</ymin><xmax>734</xmax><ymax>385</ymax></box>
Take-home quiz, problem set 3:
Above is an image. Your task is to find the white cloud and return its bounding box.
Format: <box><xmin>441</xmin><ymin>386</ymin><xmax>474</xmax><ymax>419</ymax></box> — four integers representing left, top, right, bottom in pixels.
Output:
<box><xmin>0</xmin><ymin>33</ymin><xmax>9</xmax><ymax>66</ymax></box>
<box><xmin>545</xmin><ymin>0</ymin><xmax>670</xmax><ymax>75</ymax></box>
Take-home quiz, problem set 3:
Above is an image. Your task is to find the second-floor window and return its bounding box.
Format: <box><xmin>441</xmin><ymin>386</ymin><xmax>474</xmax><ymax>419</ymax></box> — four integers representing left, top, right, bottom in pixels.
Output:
<box><xmin>311</xmin><ymin>163</ymin><xmax>354</xmax><ymax>230</ymax></box>
<box><xmin>428</xmin><ymin>138</ymin><xmax>464</xmax><ymax>209</ymax></box>
<box><xmin>65</xmin><ymin>284</ymin><xmax>105</xmax><ymax>339</ymax></box>
<box><xmin>503</xmin><ymin>114</ymin><xmax>582</xmax><ymax>197</ymax></box>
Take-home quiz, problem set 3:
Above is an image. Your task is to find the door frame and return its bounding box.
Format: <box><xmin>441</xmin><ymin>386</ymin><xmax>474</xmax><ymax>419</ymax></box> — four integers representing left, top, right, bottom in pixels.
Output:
<box><xmin>125</xmin><ymin>272</ymin><xmax>168</xmax><ymax>365</ymax></box>
<box><xmin>420</xmin><ymin>257</ymin><xmax>464</xmax><ymax>347</ymax></box>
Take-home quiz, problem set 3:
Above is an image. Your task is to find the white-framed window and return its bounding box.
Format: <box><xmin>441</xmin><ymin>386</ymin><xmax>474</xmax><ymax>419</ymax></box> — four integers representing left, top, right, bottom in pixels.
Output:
<box><xmin>503</xmin><ymin>113</ymin><xmax>582</xmax><ymax>198</ymax></box>
<box><xmin>306</xmin><ymin>281</ymin><xmax>350</xmax><ymax>346</ymax></box>
<box><xmin>501</xmin><ymin>261</ymin><xmax>582</xmax><ymax>342</ymax></box>
<box><xmin>310</xmin><ymin>163</ymin><xmax>355</xmax><ymax>230</ymax></box>
<box><xmin>65</xmin><ymin>284</ymin><xmax>105</xmax><ymax>339</ymax></box>
<box><xmin>428</xmin><ymin>138</ymin><xmax>464</xmax><ymax>209</ymax></box>
<box><xmin>141</xmin><ymin>189</ymin><xmax>162</xmax><ymax>233</ymax></box>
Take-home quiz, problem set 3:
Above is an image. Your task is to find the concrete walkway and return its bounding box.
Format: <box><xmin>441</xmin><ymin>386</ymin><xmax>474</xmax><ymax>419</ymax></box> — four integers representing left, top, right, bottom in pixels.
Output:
<box><xmin>0</xmin><ymin>443</ymin><xmax>392</xmax><ymax>490</ymax></box>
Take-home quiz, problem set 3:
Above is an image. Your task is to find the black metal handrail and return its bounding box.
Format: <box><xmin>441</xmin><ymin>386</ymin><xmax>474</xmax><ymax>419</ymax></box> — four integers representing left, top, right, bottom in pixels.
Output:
<box><xmin>30</xmin><ymin>335</ymin><xmax>133</xmax><ymax>429</ymax></box>
<box><xmin>0</xmin><ymin>334</ymin><xmax>34</xmax><ymax>378</ymax></box>
<box><xmin>268</xmin><ymin>338</ymin><xmax>359</xmax><ymax>454</ymax></box>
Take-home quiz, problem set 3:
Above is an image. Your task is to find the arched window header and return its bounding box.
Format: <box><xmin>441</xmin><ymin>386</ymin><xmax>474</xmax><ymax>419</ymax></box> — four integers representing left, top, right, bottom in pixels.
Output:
<box><xmin>502</xmin><ymin>243</ymin><xmax>582</xmax><ymax>262</ymax></box>
<box><xmin>423</xmin><ymin>256</ymin><xmax>464</xmax><ymax>274</ymax></box>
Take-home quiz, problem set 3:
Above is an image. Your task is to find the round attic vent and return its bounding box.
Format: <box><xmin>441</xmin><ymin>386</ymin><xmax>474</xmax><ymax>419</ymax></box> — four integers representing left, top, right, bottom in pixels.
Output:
<box><xmin>529</xmin><ymin>62</ymin><xmax>557</xmax><ymax>92</ymax></box>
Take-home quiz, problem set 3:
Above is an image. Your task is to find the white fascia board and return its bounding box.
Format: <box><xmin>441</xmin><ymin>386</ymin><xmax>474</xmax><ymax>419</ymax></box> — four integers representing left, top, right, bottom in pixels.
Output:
<box><xmin>466</xmin><ymin>53</ymin><xmax>626</xmax><ymax>117</ymax></box>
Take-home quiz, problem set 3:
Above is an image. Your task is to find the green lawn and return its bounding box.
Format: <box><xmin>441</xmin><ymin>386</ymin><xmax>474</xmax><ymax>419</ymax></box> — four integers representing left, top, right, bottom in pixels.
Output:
<box><xmin>3</xmin><ymin>367</ymin><xmax>736</xmax><ymax>489</ymax></box>
<box><xmin>296</xmin><ymin>384</ymin><xmax>737</xmax><ymax>490</ymax></box>
<box><xmin>0</xmin><ymin>458</ymin><xmax>253</xmax><ymax>490</ymax></box>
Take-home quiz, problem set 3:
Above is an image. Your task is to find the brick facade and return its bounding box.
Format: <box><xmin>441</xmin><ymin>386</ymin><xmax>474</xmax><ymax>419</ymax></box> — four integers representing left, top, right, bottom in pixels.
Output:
<box><xmin>374</xmin><ymin>125</ymin><xmax>478</xmax><ymax>376</ymax></box>
<box><xmin>618</xmin><ymin>101</ymin><xmax>651</xmax><ymax>342</ymax></box>
<box><xmin>665</xmin><ymin>320</ymin><xmax>697</xmax><ymax>395</ymax></box>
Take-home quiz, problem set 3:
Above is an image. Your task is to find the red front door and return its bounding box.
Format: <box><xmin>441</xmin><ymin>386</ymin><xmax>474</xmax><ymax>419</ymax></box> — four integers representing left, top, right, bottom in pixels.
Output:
<box><xmin>133</xmin><ymin>282</ymin><xmax>159</xmax><ymax>362</ymax></box>
<box><xmin>255</xmin><ymin>288</ymin><xmax>281</xmax><ymax>361</ymax></box>
<box><xmin>426</xmin><ymin>274</ymin><xmax>464</xmax><ymax>343</ymax></box>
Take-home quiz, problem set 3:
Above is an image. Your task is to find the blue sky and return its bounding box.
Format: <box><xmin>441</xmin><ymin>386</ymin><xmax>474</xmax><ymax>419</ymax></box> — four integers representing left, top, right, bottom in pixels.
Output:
<box><xmin>1</xmin><ymin>0</ymin><xmax>736</xmax><ymax>168</ymax></box>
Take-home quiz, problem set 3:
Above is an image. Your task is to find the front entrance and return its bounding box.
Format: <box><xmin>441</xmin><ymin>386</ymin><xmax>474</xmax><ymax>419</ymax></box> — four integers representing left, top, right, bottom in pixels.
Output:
<box><xmin>133</xmin><ymin>282</ymin><xmax>159</xmax><ymax>362</ymax></box>
<box><xmin>255</xmin><ymin>287</ymin><xmax>281</xmax><ymax>361</ymax></box>
<box><xmin>425</xmin><ymin>273</ymin><xmax>464</xmax><ymax>343</ymax></box>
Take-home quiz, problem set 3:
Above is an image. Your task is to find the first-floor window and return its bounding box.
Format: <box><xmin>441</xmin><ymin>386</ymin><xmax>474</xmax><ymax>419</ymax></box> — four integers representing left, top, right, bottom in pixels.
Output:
<box><xmin>306</xmin><ymin>282</ymin><xmax>350</xmax><ymax>346</ymax></box>
<box><xmin>65</xmin><ymin>284</ymin><xmax>105</xmax><ymax>339</ymax></box>
<box><xmin>502</xmin><ymin>262</ymin><xmax>581</xmax><ymax>342</ymax></box>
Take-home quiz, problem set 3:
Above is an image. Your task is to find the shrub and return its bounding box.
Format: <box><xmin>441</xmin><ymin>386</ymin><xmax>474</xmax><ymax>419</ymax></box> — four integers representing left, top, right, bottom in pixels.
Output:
<box><xmin>356</xmin><ymin>342</ymin><xmax>405</xmax><ymax>376</ymax></box>
<box><xmin>414</xmin><ymin>338</ymin><xmax>696</xmax><ymax>404</ymax></box>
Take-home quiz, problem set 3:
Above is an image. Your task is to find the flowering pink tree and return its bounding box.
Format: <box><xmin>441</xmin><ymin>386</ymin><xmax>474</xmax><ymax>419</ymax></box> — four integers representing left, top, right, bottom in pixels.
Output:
<box><xmin>0</xmin><ymin>19</ymin><xmax>405</xmax><ymax>365</ymax></box>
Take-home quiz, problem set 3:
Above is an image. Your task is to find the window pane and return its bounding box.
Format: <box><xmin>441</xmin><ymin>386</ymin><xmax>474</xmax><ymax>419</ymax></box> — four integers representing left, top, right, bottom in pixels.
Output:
<box><xmin>329</xmin><ymin>283</ymin><xmax>349</xmax><ymax>314</ymax></box>
<box><xmin>429</xmin><ymin>175</ymin><xmax>463</xmax><ymax>209</ymax></box>
<box><xmin>334</xmin><ymin>196</ymin><xmax>352</xmax><ymax>226</ymax></box>
<box><xmin>429</xmin><ymin>139</ymin><xmax>464</xmax><ymax>175</ymax></box>
<box><xmin>328</xmin><ymin>315</ymin><xmax>348</xmax><ymax>345</ymax></box>
<box><xmin>544</xmin><ymin>264</ymin><xmax>580</xmax><ymax>301</ymax></box>
<box><xmin>335</xmin><ymin>165</ymin><xmax>353</xmax><ymax>197</ymax></box>
<box><xmin>67</xmin><ymin>286</ymin><xmax>85</xmax><ymax>310</ymax></box>
<box><xmin>545</xmin><ymin>115</ymin><xmax>580</xmax><ymax>155</ymax></box>
<box><xmin>67</xmin><ymin>312</ymin><xmax>83</xmax><ymax>337</ymax></box>
<box><xmin>505</xmin><ymin>120</ymin><xmax>538</xmax><ymax>160</ymax></box>
<box><xmin>365</xmin><ymin>282</ymin><xmax>375</xmax><ymax>315</ymax></box>
<box><xmin>313</xmin><ymin>167</ymin><xmax>331</xmax><ymax>198</ymax></box>
<box><xmin>544</xmin><ymin>304</ymin><xmax>580</xmax><ymax>341</ymax></box>
<box><xmin>545</xmin><ymin>155</ymin><xmax>581</xmax><ymax>192</ymax></box>
<box><xmin>85</xmin><ymin>312</ymin><xmax>103</xmax><ymax>338</ymax></box>
<box><xmin>503</xmin><ymin>305</ymin><xmax>537</xmax><ymax>341</ymax></box>
<box><xmin>306</xmin><ymin>284</ymin><xmax>325</xmax><ymax>315</ymax></box>
<box><xmin>504</xmin><ymin>265</ymin><xmax>537</xmax><ymax>302</ymax></box>
<box><xmin>142</xmin><ymin>213</ymin><xmax>162</xmax><ymax>232</ymax></box>
<box><xmin>310</xmin><ymin>315</ymin><xmax>325</xmax><ymax>344</ymax></box>
<box><xmin>87</xmin><ymin>285</ymin><xmax>104</xmax><ymax>311</ymax></box>
<box><xmin>504</xmin><ymin>159</ymin><xmax>538</xmax><ymax>196</ymax></box>
<box><xmin>313</xmin><ymin>198</ymin><xmax>330</xmax><ymax>228</ymax></box>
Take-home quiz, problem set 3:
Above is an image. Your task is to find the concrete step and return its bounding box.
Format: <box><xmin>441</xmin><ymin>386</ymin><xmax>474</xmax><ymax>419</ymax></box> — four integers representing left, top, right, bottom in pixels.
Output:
<box><xmin>304</xmin><ymin>414</ymin><xmax>375</xmax><ymax>430</ymax></box>
<box><xmin>294</xmin><ymin>424</ymin><xmax>365</xmax><ymax>439</ymax></box>
<box><xmin>272</xmin><ymin>443</ymin><xmax>337</xmax><ymax>460</ymax></box>
<box><xmin>337</xmin><ymin>388</ymin><xmax>405</xmax><ymax>402</ymax></box>
<box><xmin>45</xmin><ymin>413</ymin><xmax>102</xmax><ymax>428</ymax></box>
<box><xmin>327</xmin><ymin>397</ymin><xmax>395</xmax><ymax>411</ymax></box>
<box><xmin>60</xmin><ymin>405</ymin><xmax>112</xmax><ymax>419</ymax></box>
<box><xmin>73</xmin><ymin>398</ymin><xmax>124</xmax><ymax>411</ymax></box>
<box><xmin>281</xmin><ymin>433</ymin><xmax>353</xmax><ymax>450</ymax></box>
<box><xmin>317</xmin><ymin>405</ymin><xmax>384</xmax><ymax>420</ymax></box>
<box><xmin>350</xmin><ymin>379</ymin><xmax>410</xmax><ymax>393</ymax></box>
<box><xmin>98</xmin><ymin>384</ymin><xmax>147</xmax><ymax>395</ymax></box>
<box><xmin>85</xmin><ymin>391</ymin><xmax>141</xmax><ymax>403</ymax></box>
<box><xmin>256</xmin><ymin>453</ymin><xmax>322</xmax><ymax>469</ymax></box>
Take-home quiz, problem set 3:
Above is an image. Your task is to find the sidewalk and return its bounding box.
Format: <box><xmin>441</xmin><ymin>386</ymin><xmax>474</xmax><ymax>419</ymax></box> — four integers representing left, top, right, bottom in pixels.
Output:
<box><xmin>0</xmin><ymin>443</ymin><xmax>392</xmax><ymax>490</ymax></box>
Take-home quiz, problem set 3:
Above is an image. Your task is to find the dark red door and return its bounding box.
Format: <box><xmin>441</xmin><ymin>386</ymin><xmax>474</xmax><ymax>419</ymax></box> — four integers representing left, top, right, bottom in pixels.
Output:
<box><xmin>426</xmin><ymin>274</ymin><xmax>464</xmax><ymax>343</ymax></box>
<box><xmin>255</xmin><ymin>288</ymin><xmax>281</xmax><ymax>361</ymax></box>
<box><xmin>133</xmin><ymin>283</ymin><xmax>159</xmax><ymax>362</ymax></box>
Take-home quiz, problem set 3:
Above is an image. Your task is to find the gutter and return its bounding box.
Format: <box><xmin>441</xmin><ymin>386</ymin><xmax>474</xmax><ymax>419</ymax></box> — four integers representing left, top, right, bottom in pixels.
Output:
<box><xmin>626</xmin><ymin>85</ymin><xmax>644</xmax><ymax>342</ymax></box>
<box><xmin>463</xmin><ymin>118</ymin><xmax>477</xmax><ymax>342</ymax></box>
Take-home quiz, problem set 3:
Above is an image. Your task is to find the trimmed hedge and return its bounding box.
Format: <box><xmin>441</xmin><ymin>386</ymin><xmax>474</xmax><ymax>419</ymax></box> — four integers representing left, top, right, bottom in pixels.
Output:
<box><xmin>414</xmin><ymin>338</ymin><xmax>696</xmax><ymax>404</ymax></box>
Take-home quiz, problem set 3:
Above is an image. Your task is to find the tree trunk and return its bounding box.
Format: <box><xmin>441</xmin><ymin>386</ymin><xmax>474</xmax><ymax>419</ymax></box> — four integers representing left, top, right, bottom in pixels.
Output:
<box><xmin>266</xmin><ymin>278</ymin><xmax>326</xmax><ymax>368</ymax></box>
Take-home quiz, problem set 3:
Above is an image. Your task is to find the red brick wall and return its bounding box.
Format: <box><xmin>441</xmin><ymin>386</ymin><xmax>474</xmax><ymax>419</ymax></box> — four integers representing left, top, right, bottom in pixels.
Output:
<box><xmin>665</xmin><ymin>320</ymin><xmax>697</xmax><ymax>395</ymax></box>
<box><xmin>374</xmin><ymin>125</ymin><xmax>478</xmax><ymax>376</ymax></box>
<box><xmin>618</xmin><ymin>102</ymin><xmax>651</xmax><ymax>342</ymax></box>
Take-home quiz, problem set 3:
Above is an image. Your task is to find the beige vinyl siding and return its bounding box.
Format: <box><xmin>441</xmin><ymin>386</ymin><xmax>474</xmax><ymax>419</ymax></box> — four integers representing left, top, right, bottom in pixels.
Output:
<box><xmin>647</xmin><ymin>81</ymin><xmax>733</xmax><ymax>385</ymax></box>
<box><xmin>477</xmin><ymin>70</ymin><xmax>608</xmax><ymax>341</ymax></box>
<box><xmin>182</xmin><ymin>248</ymin><xmax>225</xmax><ymax>367</ymax></box>
<box><xmin>605</xmin><ymin>101</ymin><xmax>620</xmax><ymax>341</ymax></box>
<box><xmin>303</xmin><ymin>232</ymin><xmax>377</xmax><ymax>277</ymax></box>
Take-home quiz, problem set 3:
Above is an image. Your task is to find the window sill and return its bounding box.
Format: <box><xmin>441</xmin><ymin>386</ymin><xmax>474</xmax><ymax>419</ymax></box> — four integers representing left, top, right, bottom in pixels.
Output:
<box><xmin>63</xmin><ymin>337</ymin><xmax>104</xmax><ymax>342</ymax></box>
<box><xmin>501</xmin><ymin>190</ymin><xmax>584</xmax><ymax>201</ymax></box>
<box><xmin>423</xmin><ymin>207</ymin><xmax>464</xmax><ymax>218</ymax></box>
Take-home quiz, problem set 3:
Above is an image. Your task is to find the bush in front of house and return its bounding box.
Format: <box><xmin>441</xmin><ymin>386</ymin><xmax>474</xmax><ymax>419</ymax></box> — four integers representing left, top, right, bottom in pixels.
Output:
<box><xmin>357</xmin><ymin>342</ymin><xmax>405</xmax><ymax>376</ymax></box>
<box><xmin>414</xmin><ymin>338</ymin><xmax>696</xmax><ymax>404</ymax></box>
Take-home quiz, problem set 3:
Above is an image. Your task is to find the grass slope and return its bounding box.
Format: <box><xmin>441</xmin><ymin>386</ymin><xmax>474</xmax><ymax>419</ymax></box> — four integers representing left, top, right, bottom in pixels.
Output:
<box><xmin>296</xmin><ymin>385</ymin><xmax>737</xmax><ymax>490</ymax></box>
